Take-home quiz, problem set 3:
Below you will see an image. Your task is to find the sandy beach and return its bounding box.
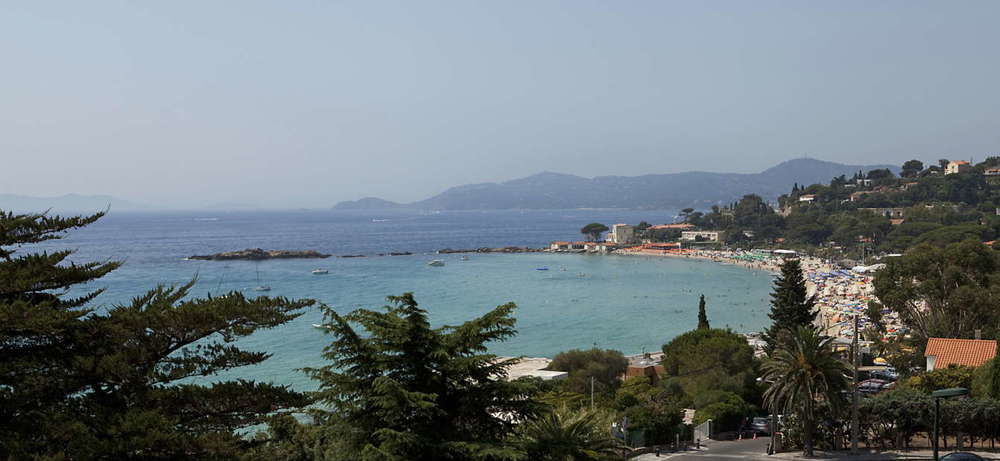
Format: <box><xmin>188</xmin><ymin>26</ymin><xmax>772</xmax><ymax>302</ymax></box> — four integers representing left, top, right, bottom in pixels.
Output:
<box><xmin>613</xmin><ymin>247</ymin><xmax>903</xmax><ymax>347</ymax></box>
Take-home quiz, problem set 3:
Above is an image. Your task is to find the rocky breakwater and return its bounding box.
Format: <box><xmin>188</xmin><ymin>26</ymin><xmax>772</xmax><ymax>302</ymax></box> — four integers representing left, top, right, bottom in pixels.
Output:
<box><xmin>188</xmin><ymin>248</ymin><xmax>332</xmax><ymax>261</ymax></box>
<box><xmin>436</xmin><ymin>246</ymin><xmax>543</xmax><ymax>254</ymax></box>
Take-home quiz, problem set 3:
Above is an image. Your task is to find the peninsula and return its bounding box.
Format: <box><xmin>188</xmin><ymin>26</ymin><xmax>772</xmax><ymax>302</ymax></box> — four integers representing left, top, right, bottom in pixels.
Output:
<box><xmin>187</xmin><ymin>248</ymin><xmax>331</xmax><ymax>261</ymax></box>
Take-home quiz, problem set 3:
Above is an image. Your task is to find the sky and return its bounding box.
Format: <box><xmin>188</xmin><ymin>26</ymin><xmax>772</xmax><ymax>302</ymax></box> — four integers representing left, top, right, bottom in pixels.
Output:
<box><xmin>2</xmin><ymin>1</ymin><xmax>999</xmax><ymax>209</ymax></box>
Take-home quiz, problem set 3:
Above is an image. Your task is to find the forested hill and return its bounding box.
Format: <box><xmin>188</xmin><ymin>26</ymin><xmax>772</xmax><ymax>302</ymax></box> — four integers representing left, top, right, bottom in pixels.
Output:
<box><xmin>334</xmin><ymin>158</ymin><xmax>898</xmax><ymax>210</ymax></box>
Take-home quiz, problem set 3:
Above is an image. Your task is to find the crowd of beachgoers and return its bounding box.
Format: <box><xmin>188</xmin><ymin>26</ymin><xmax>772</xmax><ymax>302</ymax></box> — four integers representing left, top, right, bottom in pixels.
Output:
<box><xmin>614</xmin><ymin>247</ymin><xmax>904</xmax><ymax>347</ymax></box>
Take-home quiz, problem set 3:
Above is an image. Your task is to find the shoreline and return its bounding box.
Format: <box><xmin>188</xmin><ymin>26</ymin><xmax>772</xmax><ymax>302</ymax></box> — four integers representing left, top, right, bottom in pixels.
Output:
<box><xmin>609</xmin><ymin>247</ymin><xmax>900</xmax><ymax>348</ymax></box>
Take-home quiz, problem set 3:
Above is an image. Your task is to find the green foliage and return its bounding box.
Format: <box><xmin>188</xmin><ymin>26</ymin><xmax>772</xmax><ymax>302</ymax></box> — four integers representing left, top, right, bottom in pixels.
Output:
<box><xmin>859</xmin><ymin>388</ymin><xmax>1000</xmax><ymax>450</ymax></box>
<box><xmin>696</xmin><ymin>295</ymin><xmax>709</xmax><ymax>330</ymax></box>
<box><xmin>971</xmin><ymin>357</ymin><xmax>1000</xmax><ymax>399</ymax></box>
<box><xmin>580</xmin><ymin>223</ymin><xmax>610</xmax><ymax>241</ymax></box>
<box><xmin>762</xmin><ymin>258</ymin><xmax>817</xmax><ymax>352</ymax></box>
<box><xmin>517</xmin><ymin>406</ymin><xmax>622</xmax><ymax>461</ymax></box>
<box><xmin>901</xmin><ymin>159</ymin><xmax>924</xmax><ymax>178</ymax></box>
<box><xmin>0</xmin><ymin>211</ymin><xmax>313</xmax><ymax>459</ymax></box>
<box><xmin>873</xmin><ymin>240</ymin><xmax>1000</xmax><ymax>342</ymax></box>
<box><xmin>904</xmin><ymin>365</ymin><xmax>974</xmax><ymax>393</ymax></box>
<box><xmin>302</xmin><ymin>293</ymin><xmax>541</xmax><ymax>461</ymax></box>
<box><xmin>547</xmin><ymin>348</ymin><xmax>628</xmax><ymax>396</ymax></box>
<box><xmin>660</xmin><ymin>328</ymin><xmax>757</xmax><ymax>405</ymax></box>
<box><xmin>761</xmin><ymin>326</ymin><xmax>849</xmax><ymax>457</ymax></box>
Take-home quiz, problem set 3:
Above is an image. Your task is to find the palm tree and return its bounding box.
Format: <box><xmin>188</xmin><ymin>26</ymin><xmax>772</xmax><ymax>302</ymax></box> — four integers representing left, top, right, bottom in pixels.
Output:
<box><xmin>761</xmin><ymin>326</ymin><xmax>849</xmax><ymax>457</ymax></box>
<box><xmin>518</xmin><ymin>406</ymin><xmax>622</xmax><ymax>461</ymax></box>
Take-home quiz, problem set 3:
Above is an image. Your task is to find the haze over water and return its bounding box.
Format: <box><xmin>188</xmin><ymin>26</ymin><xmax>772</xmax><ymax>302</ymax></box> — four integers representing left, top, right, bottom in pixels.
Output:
<box><xmin>47</xmin><ymin>210</ymin><xmax>773</xmax><ymax>389</ymax></box>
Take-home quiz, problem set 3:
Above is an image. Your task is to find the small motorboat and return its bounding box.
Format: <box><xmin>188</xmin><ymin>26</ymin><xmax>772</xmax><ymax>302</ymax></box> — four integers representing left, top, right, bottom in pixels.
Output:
<box><xmin>312</xmin><ymin>323</ymin><xmax>330</xmax><ymax>329</ymax></box>
<box><xmin>461</xmin><ymin>255</ymin><xmax>469</xmax><ymax>261</ymax></box>
<box><xmin>311</xmin><ymin>269</ymin><xmax>329</xmax><ymax>275</ymax></box>
<box><xmin>254</xmin><ymin>285</ymin><xmax>271</xmax><ymax>292</ymax></box>
<box><xmin>427</xmin><ymin>260</ymin><xmax>445</xmax><ymax>267</ymax></box>
<box><xmin>535</xmin><ymin>267</ymin><xmax>549</xmax><ymax>271</ymax></box>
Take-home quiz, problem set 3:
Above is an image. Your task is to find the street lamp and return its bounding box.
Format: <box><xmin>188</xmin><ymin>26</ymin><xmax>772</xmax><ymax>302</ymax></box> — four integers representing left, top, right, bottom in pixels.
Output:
<box><xmin>931</xmin><ymin>387</ymin><xmax>969</xmax><ymax>461</ymax></box>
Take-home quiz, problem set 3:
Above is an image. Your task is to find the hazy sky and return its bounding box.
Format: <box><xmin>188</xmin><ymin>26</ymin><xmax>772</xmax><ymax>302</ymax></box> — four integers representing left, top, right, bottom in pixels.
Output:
<box><xmin>3</xmin><ymin>1</ymin><xmax>999</xmax><ymax>208</ymax></box>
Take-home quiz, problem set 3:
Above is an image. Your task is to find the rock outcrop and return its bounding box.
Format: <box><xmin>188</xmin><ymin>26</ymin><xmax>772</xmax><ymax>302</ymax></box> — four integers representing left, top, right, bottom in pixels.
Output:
<box><xmin>188</xmin><ymin>248</ymin><xmax>331</xmax><ymax>261</ymax></box>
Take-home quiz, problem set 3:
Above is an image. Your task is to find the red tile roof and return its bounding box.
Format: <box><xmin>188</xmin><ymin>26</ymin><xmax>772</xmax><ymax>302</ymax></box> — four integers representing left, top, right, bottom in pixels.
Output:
<box><xmin>924</xmin><ymin>338</ymin><xmax>997</xmax><ymax>368</ymax></box>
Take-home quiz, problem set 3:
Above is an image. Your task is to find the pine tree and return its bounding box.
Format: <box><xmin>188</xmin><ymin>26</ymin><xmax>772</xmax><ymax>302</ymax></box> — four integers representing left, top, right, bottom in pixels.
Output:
<box><xmin>302</xmin><ymin>292</ymin><xmax>542</xmax><ymax>461</ymax></box>
<box><xmin>762</xmin><ymin>258</ymin><xmax>817</xmax><ymax>353</ymax></box>
<box><xmin>697</xmin><ymin>294</ymin><xmax>710</xmax><ymax>330</ymax></box>
<box><xmin>0</xmin><ymin>211</ymin><xmax>313</xmax><ymax>458</ymax></box>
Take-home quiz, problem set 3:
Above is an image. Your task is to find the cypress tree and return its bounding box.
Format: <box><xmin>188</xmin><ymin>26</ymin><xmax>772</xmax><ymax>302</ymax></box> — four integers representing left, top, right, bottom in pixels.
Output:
<box><xmin>762</xmin><ymin>258</ymin><xmax>817</xmax><ymax>352</ymax></box>
<box><xmin>697</xmin><ymin>294</ymin><xmax>710</xmax><ymax>330</ymax></box>
<box><xmin>0</xmin><ymin>210</ymin><xmax>313</xmax><ymax>459</ymax></box>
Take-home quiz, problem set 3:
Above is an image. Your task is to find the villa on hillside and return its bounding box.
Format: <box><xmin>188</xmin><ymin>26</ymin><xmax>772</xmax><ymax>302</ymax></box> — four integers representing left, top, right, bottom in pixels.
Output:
<box><xmin>924</xmin><ymin>338</ymin><xmax>997</xmax><ymax>371</ymax></box>
<box><xmin>799</xmin><ymin>194</ymin><xmax>816</xmax><ymax>202</ymax></box>
<box><xmin>859</xmin><ymin>207</ymin><xmax>905</xmax><ymax>219</ymax></box>
<box><xmin>946</xmin><ymin>160</ymin><xmax>971</xmax><ymax>175</ymax></box>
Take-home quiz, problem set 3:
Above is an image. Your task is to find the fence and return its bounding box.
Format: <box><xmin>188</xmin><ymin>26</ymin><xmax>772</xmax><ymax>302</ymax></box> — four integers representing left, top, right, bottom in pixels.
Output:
<box><xmin>694</xmin><ymin>419</ymin><xmax>712</xmax><ymax>442</ymax></box>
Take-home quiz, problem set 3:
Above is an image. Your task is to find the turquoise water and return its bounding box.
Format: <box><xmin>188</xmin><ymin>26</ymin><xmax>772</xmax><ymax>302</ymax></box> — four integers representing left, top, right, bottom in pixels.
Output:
<box><xmin>36</xmin><ymin>210</ymin><xmax>775</xmax><ymax>390</ymax></box>
<box><xmin>178</xmin><ymin>253</ymin><xmax>773</xmax><ymax>389</ymax></box>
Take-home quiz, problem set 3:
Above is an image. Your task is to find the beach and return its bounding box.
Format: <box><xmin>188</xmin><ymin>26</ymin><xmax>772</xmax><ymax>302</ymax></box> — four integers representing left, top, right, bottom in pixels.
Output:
<box><xmin>612</xmin><ymin>247</ymin><xmax>903</xmax><ymax>349</ymax></box>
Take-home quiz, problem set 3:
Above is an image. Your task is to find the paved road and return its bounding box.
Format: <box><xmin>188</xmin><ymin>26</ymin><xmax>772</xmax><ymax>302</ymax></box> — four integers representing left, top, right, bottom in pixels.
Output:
<box><xmin>634</xmin><ymin>437</ymin><xmax>772</xmax><ymax>460</ymax></box>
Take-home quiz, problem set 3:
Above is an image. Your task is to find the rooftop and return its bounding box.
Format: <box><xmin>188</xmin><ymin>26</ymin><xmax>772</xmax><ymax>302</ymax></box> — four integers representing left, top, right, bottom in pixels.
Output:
<box><xmin>925</xmin><ymin>338</ymin><xmax>997</xmax><ymax>368</ymax></box>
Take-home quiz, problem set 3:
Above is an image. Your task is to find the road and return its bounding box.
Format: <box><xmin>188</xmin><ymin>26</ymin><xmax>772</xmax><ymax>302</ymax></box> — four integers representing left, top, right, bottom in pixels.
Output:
<box><xmin>634</xmin><ymin>437</ymin><xmax>772</xmax><ymax>460</ymax></box>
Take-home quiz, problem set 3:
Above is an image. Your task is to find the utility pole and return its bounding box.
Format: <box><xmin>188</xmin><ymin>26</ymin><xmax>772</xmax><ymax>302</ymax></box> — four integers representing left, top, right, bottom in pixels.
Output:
<box><xmin>851</xmin><ymin>314</ymin><xmax>860</xmax><ymax>454</ymax></box>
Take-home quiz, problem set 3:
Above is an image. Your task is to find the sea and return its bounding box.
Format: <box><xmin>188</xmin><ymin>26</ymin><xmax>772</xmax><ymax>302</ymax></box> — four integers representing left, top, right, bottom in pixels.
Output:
<box><xmin>35</xmin><ymin>209</ymin><xmax>775</xmax><ymax>390</ymax></box>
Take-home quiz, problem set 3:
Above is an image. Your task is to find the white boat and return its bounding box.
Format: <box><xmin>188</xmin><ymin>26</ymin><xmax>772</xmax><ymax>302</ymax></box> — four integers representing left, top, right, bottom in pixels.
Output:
<box><xmin>461</xmin><ymin>255</ymin><xmax>469</xmax><ymax>261</ymax></box>
<box><xmin>312</xmin><ymin>323</ymin><xmax>330</xmax><ymax>329</ymax></box>
<box><xmin>311</xmin><ymin>269</ymin><xmax>329</xmax><ymax>274</ymax></box>
<box><xmin>427</xmin><ymin>259</ymin><xmax>445</xmax><ymax>267</ymax></box>
<box><xmin>254</xmin><ymin>263</ymin><xmax>271</xmax><ymax>291</ymax></box>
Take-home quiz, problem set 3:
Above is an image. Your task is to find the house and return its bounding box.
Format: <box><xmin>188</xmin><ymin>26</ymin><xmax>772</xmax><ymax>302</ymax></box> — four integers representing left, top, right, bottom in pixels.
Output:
<box><xmin>946</xmin><ymin>160</ymin><xmax>971</xmax><ymax>175</ymax></box>
<box><xmin>607</xmin><ymin>223</ymin><xmax>635</xmax><ymax>244</ymax></box>
<box><xmin>680</xmin><ymin>230</ymin><xmax>725</xmax><ymax>242</ymax></box>
<box><xmin>799</xmin><ymin>194</ymin><xmax>816</xmax><ymax>202</ymax></box>
<box><xmin>549</xmin><ymin>241</ymin><xmax>571</xmax><ymax>251</ymax></box>
<box><xmin>985</xmin><ymin>168</ymin><xmax>1000</xmax><ymax>177</ymax></box>
<box><xmin>624</xmin><ymin>354</ymin><xmax>665</xmax><ymax>385</ymax></box>
<box><xmin>859</xmin><ymin>207</ymin><xmax>905</xmax><ymax>219</ymax></box>
<box><xmin>924</xmin><ymin>338</ymin><xmax>997</xmax><ymax>371</ymax></box>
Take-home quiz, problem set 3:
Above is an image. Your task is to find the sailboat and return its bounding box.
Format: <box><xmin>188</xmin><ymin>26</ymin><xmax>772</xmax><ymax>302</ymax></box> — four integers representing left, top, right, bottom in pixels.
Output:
<box><xmin>254</xmin><ymin>263</ymin><xmax>271</xmax><ymax>291</ymax></box>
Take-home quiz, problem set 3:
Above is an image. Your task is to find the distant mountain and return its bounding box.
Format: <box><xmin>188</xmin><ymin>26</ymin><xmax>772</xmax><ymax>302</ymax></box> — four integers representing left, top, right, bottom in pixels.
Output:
<box><xmin>334</xmin><ymin>158</ymin><xmax>898</xmax><ymax>210</ymax></box>
<box><xmin>332</xmin><ymin>197</ymin><xmax>404</xmax><ymax>210</ymax></box>
<box><xmin>0</xmin><ymin>193</ymin><xmax>150</xmax><ymax>213</ymax></box>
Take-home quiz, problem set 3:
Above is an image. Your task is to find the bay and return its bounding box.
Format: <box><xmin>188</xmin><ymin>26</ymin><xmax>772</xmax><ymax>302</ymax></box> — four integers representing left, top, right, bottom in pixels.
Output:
<box><xmin>34</xmin><ymin>209</ymin><xmax>774</xmax><ymax>389</ymax></box>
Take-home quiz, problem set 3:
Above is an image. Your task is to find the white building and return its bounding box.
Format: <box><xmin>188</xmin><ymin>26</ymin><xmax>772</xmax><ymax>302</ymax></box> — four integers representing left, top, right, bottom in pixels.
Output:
<box><xmin>607</xmin><ymin>223</ymin><xmax>635</xmax><ymax>244</ymax></box>
<box><xmin>946</xmin><ymin>160</ymin><xmax>971</xmax><ymax>175</ymax></box>
<box><xmin>680</xmin><ymin>230</ymin><xmax>725</xmax><ymax>242</ymax></box>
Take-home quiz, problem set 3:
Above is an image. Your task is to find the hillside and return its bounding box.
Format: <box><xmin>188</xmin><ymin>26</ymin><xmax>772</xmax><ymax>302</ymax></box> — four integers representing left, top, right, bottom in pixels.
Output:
<box><xmin>334</xmin><ymin>158</ymin><xmax>898</xmax><ymax>210</ymax></box>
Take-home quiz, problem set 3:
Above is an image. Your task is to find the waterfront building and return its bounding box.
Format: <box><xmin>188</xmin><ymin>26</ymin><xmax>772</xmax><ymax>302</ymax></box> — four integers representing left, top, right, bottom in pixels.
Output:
<box><xmin>607</xmin><ymin>223</ymin><xmax>636</xmax><ymax>244</ymax></box>
<box><xmin>680</xmin><ymin>230</ymin><xmax>725</xmax><ymax>242</ymax></box>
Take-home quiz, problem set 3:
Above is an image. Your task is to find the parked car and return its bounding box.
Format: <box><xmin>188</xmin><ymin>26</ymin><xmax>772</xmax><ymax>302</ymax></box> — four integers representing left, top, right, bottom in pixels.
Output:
<box><xmin>750</xmin><ymin>417</ymin><xmax>770</xmax><ymax>435</ymax></box>
<box><xmin>940</xmin><ymin>452</ymin><xmax>985</xmax><ymax>461</ymax></box>
<box><xmin>858</xmin><ymin>379</ymin><xmax>889</xmax><ymax>394</ymax></box>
